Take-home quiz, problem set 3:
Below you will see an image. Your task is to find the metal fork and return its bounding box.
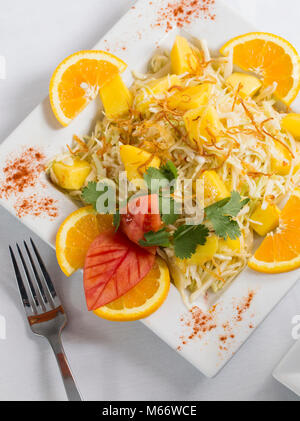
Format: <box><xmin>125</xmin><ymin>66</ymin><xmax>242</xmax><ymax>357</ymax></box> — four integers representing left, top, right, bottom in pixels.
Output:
<box><xmin>9</xmin><ymin>239</ymin><xmax>82</xmax><ymax>401</ymax></box>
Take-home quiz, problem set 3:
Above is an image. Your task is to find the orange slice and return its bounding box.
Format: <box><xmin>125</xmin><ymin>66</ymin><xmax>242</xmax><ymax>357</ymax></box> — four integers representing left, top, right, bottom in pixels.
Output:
<box><xmin>49</xmin><ymin>50</ymin><xmax>127</xmax><ymax>126</ymax></box>
<box><xmin>248</xmin><ymin>189</ymin><xmax>300</xmax><ymax>273</ymax></box>
<box><xmin>93</xmin><ymin>257</ymin><xmax>170</xmax><ymax>321</ymax></box>
<box><xmin>56</xmin><ymin>206</ymin><xmax>113</xmax><ymax>276</ymax></box>
<box><xmin>220</xmin><ymin>32</ymin><xmax>300</xmax><ymax>105</ymax></box>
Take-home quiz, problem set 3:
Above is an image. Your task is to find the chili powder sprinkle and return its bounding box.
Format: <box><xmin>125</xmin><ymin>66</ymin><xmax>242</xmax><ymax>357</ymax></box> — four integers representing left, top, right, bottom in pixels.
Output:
<box><xmin>14</xmin><ymin>195</ymin><xmax>58</xmax><ymax>219</ymax></box>
<box><xmin>155</xmin><ymin>0</ymin><xmax>216</xmax><ymax>33</ymax></box>
<box><xmin>0</xmin><ymin>147</ymin><xmax>45</xmax><ymax>198</ymax></box>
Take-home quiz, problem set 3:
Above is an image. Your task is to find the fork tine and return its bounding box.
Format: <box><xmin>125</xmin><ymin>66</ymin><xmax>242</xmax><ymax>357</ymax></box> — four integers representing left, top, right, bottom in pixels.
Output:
<box><xmin>9</xmin><ymin>246</ymin><xmax>34</xmax><ymax>316</ymax></box>
<box><xmin>30</xmin><ymin>238</ymin><xmax>61</xmax><ymax>307</ymax></box>
<box><xmin>16</xmin><ymin>243</ymin><xmax>40</xmax><ymax>312</ymax></box>
<box><xmin>23</xmin><ymin>241</ymin><xmax>49</xmax><ymax>312</ymax></box>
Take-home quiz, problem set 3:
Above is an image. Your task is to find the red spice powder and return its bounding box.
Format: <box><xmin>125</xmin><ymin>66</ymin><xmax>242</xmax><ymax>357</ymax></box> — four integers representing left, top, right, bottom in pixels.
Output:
<box><xmin>179</xmin><ymin>305</ymin><xmax>217</xmax><ymax>346</ymax></box>
<box><xmin>0</xmin><ymin>147</ymin><xmax>45</xmax><ymax>198</ymax></box>
<box><xmin>14</xmin><ymin>195</ymin><xmax>58</xmax><ymax>219</ymax></box>
<box><xmin>155</xmin><ymin>0</ymin><xmax>216</xmax><ymax>32</ymax></box>
<box><xmin>0</xmin><ymin>146</ymin><xmax>58</xmax><ymax>220</ymax></box>
<box><xmin>235</xmin><ymin>291</ymin><xmax>255</xmax><ymax>322</ymax></box>
<box><xmin>178</xmin><ymin>291</ymin><xmax>256</xmax><ymax>352</ymax></box>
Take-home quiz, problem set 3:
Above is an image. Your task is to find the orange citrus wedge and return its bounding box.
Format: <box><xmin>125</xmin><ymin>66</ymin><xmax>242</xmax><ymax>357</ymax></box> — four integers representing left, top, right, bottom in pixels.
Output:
<box><xmin>56</xmin><ymin>206</ymin><xmax>114</xmax><ymax>276</ymax></box>
<box><xmin>248</xmin><ymin>189</ymin><xmax>300</xmax><ymax>273</ymax></box>
<box><xmin>220</xmin><ymin>32</ymin><xmax>300</xmax><ymax>105</ymax></box>
<box><xmin>93</xmin><ymin>257</ymin><xmax>170</xmax><ymax>321</ymax></box>
<box><xmin>49</xmin><ymin>50</ymin><xmax>127</xmax><ymax>126</ymax></box>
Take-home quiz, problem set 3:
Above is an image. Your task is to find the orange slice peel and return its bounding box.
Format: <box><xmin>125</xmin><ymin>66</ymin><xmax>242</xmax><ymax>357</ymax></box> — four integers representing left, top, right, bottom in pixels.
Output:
<box><xmin>248</xmin><ymin>189</ymin><xmax>300</xmax><ymax>273</ymax></box>
<box><xmin>220</xmin><ymin>32</ymin><xmax>300</xmax><ymax>105</ymax></box>
<box><xmin>49</xmin><ymin>50</ymin><xmax>127</xmax><ymax>126</ymax></box>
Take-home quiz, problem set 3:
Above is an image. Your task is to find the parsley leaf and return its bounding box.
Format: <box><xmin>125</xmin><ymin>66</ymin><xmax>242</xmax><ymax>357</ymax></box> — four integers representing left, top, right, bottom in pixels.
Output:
<box><xmin>173</xmin><ymin>224</ymin><xmax>209</xmax><ymax>259</ymax></box>
<box><xmin>205</xmin><ymin>191</ymin><xmax>249</xmax><ymax>239</ymax></box>
<box><xmin>139</xmin><ymin>229</ymin><xmax>170</xmax><ymax>248</ymax></box>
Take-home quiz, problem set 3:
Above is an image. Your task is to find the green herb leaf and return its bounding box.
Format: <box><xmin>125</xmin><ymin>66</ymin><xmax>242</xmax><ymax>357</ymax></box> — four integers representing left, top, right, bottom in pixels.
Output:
<box><xmin>82</xmin><ymin>181</ymin><xmax>101</xmax><ymax>210</ymax></box>
<box><xmin>160</xmin><ymin>160</ymin><xmax>178</xmax><ymax>182</ymax></box>
<box><xmin>139</xmin><ymin>229</ymin><xmax>170</xmax><ymax>248</ymax></box>
<box><xmin>173</xmin><ymin>224</ymin><xmax>209</xmax><ymax>259</ymax></box>
<box><xmin>143</xmin><ymin>167</ymin><xmax>170</xmax><ymax>193</ymax></box>
<box><xmin>113</xmin><ymin>211</ymin><xmax>121</xmax><ymax>232</ymax></box>
<box><xmin>205</xmin><ymin>191</ymin><xmax>249</xmax><ymax>239</ymax></box>
<box><xmin>159</xmin><ymin>195</ymin><xmax>180</xmax><ymax>225</ymax></box>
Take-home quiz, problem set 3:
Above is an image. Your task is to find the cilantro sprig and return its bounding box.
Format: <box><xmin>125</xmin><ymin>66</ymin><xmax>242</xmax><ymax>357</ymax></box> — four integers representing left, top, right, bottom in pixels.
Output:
<box><xmin>144</xmin><ymin>161</ymin><xmax>179</xmax><ymax>224</ymax></box>
<box><xmin>205</xmin><ymin>191</ymin><xmax>249</xmax><ymax>239</ymax></box>
<box><xmin>139</xmin><ymin>229</ymin><xmax>170</xmax><ymax>248</ymax></box>
<box><xmin>173</xmin><ymin>224</ymin><xmax>209</xmax><ymax>259</ymax></box>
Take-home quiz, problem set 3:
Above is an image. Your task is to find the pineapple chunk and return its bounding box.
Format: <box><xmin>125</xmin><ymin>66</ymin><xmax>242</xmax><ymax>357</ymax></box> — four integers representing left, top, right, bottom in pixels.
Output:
<box><xmin>99</xmin><ymin>73</ymin><xmax>132</xmax><ymax>119</ymax></box>
<box><xmin>135</xmin><ymin>74</ymin><xmax>181</xmax><ymax>113</ymax></box>
<box><xmin>186</xmin><ymin>235</ymin><xmax>219</xmax><ymax>265</ymax></box>
<box><xmin>120</xmin><ymin>145</ymin><xmax>160</xmax><ymax>182</ymax></box>
<box><xmin>168</xmin><ymin>83</ymin><xmax>212</xmax><ymax>111</ymax></box>
<box><xmin>271</xmin><ymin>140</ymin><xmax>292</xmax><ymax>176</ymax></box>
<box><xmin>201</xmin><ymin>170</ymin><xmax>229</xmax><ymax>205</ymax></box>
<box><xmin>219</xmin><ymin>237</ymin><xmax>241</xmax><ymax>252</ymax></box>
<box><xmin>250</xmin><ymin>203</ymin><xmax>281</xmax><ymax>236</ymax></box>
<box><xmin>281</xmin><ymin>113</ymin><xmax>300</xmax><ymax>140</ymax></box>
<box><xmin>226</xmin><ymin>72</ymin><xmax>262</xmax><ymax>98</ymax></box>
<box><xmin>52</xmin><ymin>158</ymin><xmax>91</xmax><ymax>190</ymax></box>
<box><xmin>171</xmin><ymin>36</ymin><xmax>198</xmax><ymax>75</ymax></box>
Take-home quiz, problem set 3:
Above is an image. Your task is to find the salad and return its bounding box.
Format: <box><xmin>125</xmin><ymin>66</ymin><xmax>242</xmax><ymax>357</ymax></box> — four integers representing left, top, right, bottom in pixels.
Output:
<box><xmin>47</xmin><ymin>33</ymin><xmax>300</xmax><ymax>320</ymax></box>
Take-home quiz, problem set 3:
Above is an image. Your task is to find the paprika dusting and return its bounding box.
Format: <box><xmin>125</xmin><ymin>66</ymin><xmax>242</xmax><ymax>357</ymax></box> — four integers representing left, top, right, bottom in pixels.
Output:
<box><xmin>0</xmin><ymin>146</ymin><xmax>58</xmax><ymax>219</ymax></box>
<box><xmin>155</xmin><ymin>0</ymin><xmax>216</xmax><ymax>33</ymax></box>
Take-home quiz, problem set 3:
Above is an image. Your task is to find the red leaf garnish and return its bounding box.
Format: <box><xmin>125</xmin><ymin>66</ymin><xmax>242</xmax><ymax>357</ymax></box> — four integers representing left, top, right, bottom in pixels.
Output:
<box><xmin>83</xmin><ymin>231</ymin><xmax>155</xmax><ymax>310</ymax></box>
<box><xmin>120</xmin><ymin>194</ymin><xmax>162</xmax><ymax>253</ymax></box>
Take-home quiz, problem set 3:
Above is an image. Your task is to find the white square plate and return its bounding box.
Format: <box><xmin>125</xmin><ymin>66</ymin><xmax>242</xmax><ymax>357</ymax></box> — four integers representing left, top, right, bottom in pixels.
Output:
<box><xmin>1</xmin><ymin>0</ymin><xmax>300</xmax><ymax>378</ymax></box>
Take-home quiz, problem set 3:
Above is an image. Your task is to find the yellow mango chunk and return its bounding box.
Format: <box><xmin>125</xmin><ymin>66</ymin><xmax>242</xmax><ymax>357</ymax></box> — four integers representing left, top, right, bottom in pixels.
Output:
<box><xmin>99</xmin><ymin>73</ymin><xmax>132</xmax><ymax>119</ymax></box>
<box><xmin>219</xmin><ymin>237</ymin><xmax>241</xmax><ymax>252</ymax></box>
<box><xmin>201</xmin><ymin>170</ymin><xmax>229</xmax><ymax>205</ymax></box>
<box><xmin>135</xmin><ymin>75</ymin><xmax>181</xmax><ymax>113</ymax></box>
<box><xmin>226</xmin><ymin>72</ymin><xmax>262</xmax><ymax>98</ymax></box>
<box><xmin>52</xmin><ymin>158</ymin><xmax>91</xmax><ymax>190</ymax></box>
<box><xmin>199</xmin><ymin>106</ymin><xmax>224</xmax><ymax>141</ymax></box>
<box><xmin>250</xmin><ymin>203</ymin><xmax>281</xmax><ymax>236</ymax></box>
<box><xmin>120</xmin><ymin>145</ymin><xmax>160</xmax><ymax>182</ymax></box>
<box><xmin>171</xmin><ymin>36</ymin><xmax>198</xmax><ymax>75</ymax></box>
<box><xmin>281</xmin><ymin>113</ymin><xmax>300</xmax><ymax>140</ymax></box>
<box><xmin>168</xmin><ymin>83</ymin><xmax>213</xmax><ymax>111</ymax></box>
<box><xmin>271</xmin><ymin>140</ymin><xmax>292</xmax><ymax>176</ymax></box>
<box><xmin>186</xmin><ymin>235</ymin><xmax>219</xmax><ymax>265</ymax></box>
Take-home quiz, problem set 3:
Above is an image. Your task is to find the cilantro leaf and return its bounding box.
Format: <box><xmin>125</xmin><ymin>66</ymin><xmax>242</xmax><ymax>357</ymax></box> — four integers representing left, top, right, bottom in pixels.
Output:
<box><xmin>159</xmin><ymin>195</ymin><xmax>180</xmax><ymax>225</ymax></box>
<box><xmin>113</xmin><ymin>211</ymin><xmax>120</xmax><ymax>232</ymax></box>
<box><xmin>139</xmin><ymin>229</ymin><xmax>170</xmax><ymax>247</ymax></box>
<box><xmin>143</xmin><ymin>167</ymin><xmax>170</xmax><ymax>193</ymax></box>
<box><xmin>160</xmin><ymin>161</ymin><xmax>178</xmax><ymax>182</ymax></box>
<box><xmin>205</xmin><ymin>191</ymin><xmax>249</xmax><ymax>239</ymax></box>
<box><xmin>173</xmin><ymin>224</ymin><xmax>209</xmax><ymax>259</ymax></box>
<box><xmin>81</xmin><ymin>181</ymin><xmax>99</xmax><ymax>209</ymax></box>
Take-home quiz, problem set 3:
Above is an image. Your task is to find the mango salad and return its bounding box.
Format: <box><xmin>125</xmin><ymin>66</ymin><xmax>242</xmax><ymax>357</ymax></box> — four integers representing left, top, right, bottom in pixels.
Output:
<box><xmin>47</xmin><ymin>35</ymin><xmax>300</xmax><ymax>305</ymax></box>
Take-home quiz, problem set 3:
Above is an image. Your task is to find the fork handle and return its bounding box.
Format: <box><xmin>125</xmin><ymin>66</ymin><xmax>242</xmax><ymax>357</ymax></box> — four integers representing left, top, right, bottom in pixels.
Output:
<box><xmin>47</xmin><ymin>335</ymin><xmax>82</xmax><ymax>401</ymax></box>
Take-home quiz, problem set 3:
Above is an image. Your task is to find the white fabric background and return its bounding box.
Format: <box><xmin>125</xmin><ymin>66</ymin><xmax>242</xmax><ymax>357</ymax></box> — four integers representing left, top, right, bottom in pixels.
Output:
<box><xmin>0</xmin><ymin>0</ymin><xmax>300</xmax><ymax>401</ymax></box>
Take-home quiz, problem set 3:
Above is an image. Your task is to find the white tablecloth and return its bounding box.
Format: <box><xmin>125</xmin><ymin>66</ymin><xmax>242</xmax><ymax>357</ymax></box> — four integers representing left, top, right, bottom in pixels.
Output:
<box><xmin>0</xmin><ymin>0</ymin><xmax>300</xmax><ymax>401</ymax></box>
